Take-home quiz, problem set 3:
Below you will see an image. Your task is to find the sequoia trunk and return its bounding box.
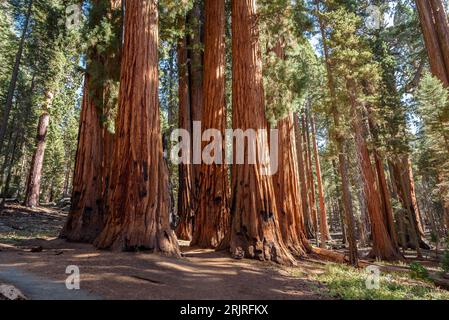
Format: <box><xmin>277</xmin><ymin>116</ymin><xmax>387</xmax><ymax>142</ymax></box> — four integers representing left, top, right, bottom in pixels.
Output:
<box><xmin>229</xmin><ymin>0</ymin><xmax>295</xmax><ymax>265</ymax></box>
<box><xmin>94</xmin><ymin>0</ymin><xmax>180</xmax><ymax>255</ymax></box>
<box><xmin>416</xmin><ymin>0</ymin><xmax>449</xmax><ymax>86</ymax></box>
<box><xmin>274</xmin><ymin>114</ymin><xmax>311</xmax><ymax>257</ymax></box>
<box><xmin>191</xmin><ymin>0</ymin><xmax>230</xmax><ymax>248</ymax></box>
<box><xmin>176</xmin><ymin>34</ymin><xmax>194</xmax><ymax>241</ymax></box>
<box><xmin>60</xmin><ymin>77</ymin><xmax>105</xmax><ymax>242</ymax></box>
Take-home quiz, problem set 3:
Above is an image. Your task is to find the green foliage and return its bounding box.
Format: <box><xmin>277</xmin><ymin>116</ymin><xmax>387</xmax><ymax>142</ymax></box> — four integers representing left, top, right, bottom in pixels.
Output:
<box><xmin>416</xmin><ymin>73</ymin><xmax>449</xmax><ymax>205</ymax></box>
<box><xmin>0</xmin><ymin>0</ymin><xmax>83</xmax><ymax>201</ymax></box>
<box><xmin>260</xmin><ymin>0</ymin><xmax>318</xmax><ymax>124</ymax></box>
<box><xmin>409</xmin><ymin>262</ymin><xmax>430</xmax><ymax>281</ymax></box>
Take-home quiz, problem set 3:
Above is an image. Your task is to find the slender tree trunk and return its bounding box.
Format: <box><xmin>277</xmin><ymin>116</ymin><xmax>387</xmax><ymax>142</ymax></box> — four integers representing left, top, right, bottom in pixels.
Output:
<box><xmin>294</xmin><ymin>113</ymin><xmax>313</xmax><ymax>238</ymax></box>
<box><xmin>3</xmin><ymin>83</ymin><xmax>33</xmax><ymax>199</ymax></box>
<box><xmin>1</xmin><ymin>116</ymin><xmax>18</xmax><ymax>196</ymax></box>
<box><xmin>191</xmin><ymin>0</ymin><xmax>230</xmax><ymax>248</ymax></box>
<box><xmin>24</xmin><ymin>90</ymin><xmax>52</xmax><ymax>208</ymax></box>
<box><xmin>311</xmin><ymin>115</ymin><xmax>331</xmax><ymax>245</ymax></box>
<box><xmin>332</xmin><ymin>159</ymin><xmax>346</xmax><ymax>243</ymax></box>
<box><xmin>60</xmin><ymin>77</ymin><xmax>105</xmax><ymax>242</ymax></box>
<box><xmin>339</xmin><ymin>150</ymin><xmax>358</xmax><ymax>265</ymax></box>
<box><xmin>443</xmin><ymin>201</ymin><xmax>449</xmax><ymax>232</ymax></box>
<box><xmin>303</xmin><ymin>113</ymin><xmax>319</xmax><ymax>243</ymax></box>
<box><xmin>0</xmin><ymin>0</ymin><xmax>33</xmax><ymax>152</ymax></box>
<box><xmin>229</xmin><ymin>0</ymin><xmax>294</xmax><ymax>265</ymax></box>
<box><xmin>94</xmin><ymin>0</ymin><xmax>180</xmax><ymax>256</ymax></box>
<box><xmin>176</xmin><ymin>33</ymin><xmax>194</xmax><ymax>241</ymax></box>
<box><xmin>1</xmin><ymin>111</ymin><xmax>17</xmax><ymax>188</ymax></box>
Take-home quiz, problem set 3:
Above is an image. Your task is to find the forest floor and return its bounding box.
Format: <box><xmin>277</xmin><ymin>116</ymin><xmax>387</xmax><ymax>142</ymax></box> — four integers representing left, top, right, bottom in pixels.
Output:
<box><xmin>0</xmin><ymin>203</ymin><xmax>449</xmax><ymax>300</ymax></box>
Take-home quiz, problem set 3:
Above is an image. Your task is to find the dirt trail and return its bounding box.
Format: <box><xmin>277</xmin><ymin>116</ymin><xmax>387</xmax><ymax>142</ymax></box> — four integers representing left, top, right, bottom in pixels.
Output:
<box><xmin>0</xmin><ymin>204</ymin><xmax>330</xmax><ymax>300</ymax></box>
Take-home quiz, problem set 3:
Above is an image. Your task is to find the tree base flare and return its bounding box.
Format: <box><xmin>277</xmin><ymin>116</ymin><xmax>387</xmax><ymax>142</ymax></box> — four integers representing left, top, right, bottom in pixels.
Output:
<box><xmin>230</xmin><ymin>235</ymin><xmax>297</xmax><ymax>266</ymax></box>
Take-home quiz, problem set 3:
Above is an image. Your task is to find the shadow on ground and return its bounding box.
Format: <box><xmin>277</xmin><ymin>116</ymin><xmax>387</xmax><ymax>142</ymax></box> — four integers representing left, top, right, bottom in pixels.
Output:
<box><xmin>0</xmin><ymin>204</ymin><xmax>330</xmax><ymax>300</ymax></box>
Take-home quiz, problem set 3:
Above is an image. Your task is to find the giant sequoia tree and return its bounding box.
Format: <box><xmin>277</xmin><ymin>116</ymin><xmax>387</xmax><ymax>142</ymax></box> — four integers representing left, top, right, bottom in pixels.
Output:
<box><xmin>229</xmin><ymin>0</ymin><xmax>294</xmax><ymax>265</ymax></box>
<box><xmin>94</xmin><ymin>0</ymin><xmax>180</xmax><ymax>255</ymax></box>
<box><xmin>176</xmin><ymin>31</ymin><xmax>194</xmax><ymax>241</ymax></box>
<box><xmin>191</xmin><ymin>0</ymin><xmax>230</xmax><ymax>248</ymax></box>
<box><xmin>61</xmin><ymin>0</ymin><xmax>122</xmax><ymax>243</ymax></box>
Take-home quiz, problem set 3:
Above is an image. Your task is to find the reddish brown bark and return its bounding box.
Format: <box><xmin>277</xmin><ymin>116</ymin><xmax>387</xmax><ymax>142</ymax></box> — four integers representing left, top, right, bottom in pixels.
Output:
<box><xmin>390</xmin><ymin>156</ymin><xmax>430</xmax><ymax>250</ymax></box>
<box><xmin>62</xmin><ymin>0</ymin><xmax>120</xmax><ymax>242</ymax></box>
<box><xmin>24</xmin><ymin>91</ymin><xmax>53</xmax><ymax>208</ymax></box>
<box><xmin>94</xmin><ymin>0</ymin><xmax>180</xmax><ymax>255</ymax></box>
<box><xmin>365</xmin><ymin>103</ymin><xmax>398</xmax><ymax>250</ymax></box>
<box><xmin>274</xmin><ymin>114</ymin><xmax>311</xmax><ymax>257</ymax></box>
<box><xmin>294</xmin><ymin>113</ymin><xmax>314</xmax><ymax>238</ymax></box>
<box><xmin>191</xmin><ymin>0</ymin><xmax>230</xmax><ymax>248</ymax></box>
<box><xmin>428</xmin><ymin>0</ymin><xmax>449</xmax><ymax>80</ymax></box>
<box><xmin>303</xmin><ymin>113</ymin><xmax>319</xmax><ymax>241</ymax></box>
<box><xmin>268</xmin><ymin>36</ymin><xmax>310</xmax><ymax>256</ymax></box>
<box><xmin>416</xmin><ymin>0</ymin><xmax>449</xmax><ymax>237</ymax></box>
<box><xmin>310</xmin><ymin>115</ymin><xmax>331</xmax><ymax>245</ymax></box>
<box><xmin>188</xmin><ymin>0</ymin><xmax>203</xmax><ymax>208</ymax></box>
<box><xmin>416</xmin><ymin>0</ymin><xmax>449</xmax><ymax>86</ymax></box>
<box><xmin>60</xmin><ymin>77</ymin><xmax>106</xmax><ymax>242</ymax></box>
<box><xmin>348</xmin><ymin>81</ymin><xmax>401</xmax><ymax>261</ymax></box>
<box><xmin>101</xmin><ymin>127</ymin><xmax>114</xmax><ymax>198</ymax></box>
<box><xmin>176</xmin><ymin>34</ymin><xmax>194</xmax><ymax>241</ymax></box>
<box><xmin>229</xmin><ymin>0</ymin><xmax>294</xmax><ymax>265</ymax></box>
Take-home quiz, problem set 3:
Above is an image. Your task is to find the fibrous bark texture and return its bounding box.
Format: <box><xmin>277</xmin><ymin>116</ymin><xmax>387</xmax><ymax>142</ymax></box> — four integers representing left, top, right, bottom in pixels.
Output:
<box><xmin>229</xmin><ymin>0</ymin><xmax>295</xmax><ymax>265</ymax></box>
<box><xmin>191</xmin><ymin>0</ymin><xmax>230</xmax><ymax>248</ymax></box>
<box><xmin>274</xmin><ymin>114</ymin><xmax>311</xmax><ymax>257</ymax></box>
<box><xmin>60</xmin><ymin>77</ymin><xmax>106</xmax><ymax>242</ymax></box>
<box><xmin>94</xmin><ymin>0</ymin><xmax>180</xmax><ymax>256</ymax></box>
<box><xmin>176</xmin><ymin>34</ymin><xmax>194</xmax><ymax>241</ymax></box>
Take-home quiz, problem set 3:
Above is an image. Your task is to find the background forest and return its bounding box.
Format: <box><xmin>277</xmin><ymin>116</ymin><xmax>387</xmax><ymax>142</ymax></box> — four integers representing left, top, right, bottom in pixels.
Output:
<box><xmin>1</xmin><ymin>0</ymin><xmax>449</xmax><ymax>300</ymax></box>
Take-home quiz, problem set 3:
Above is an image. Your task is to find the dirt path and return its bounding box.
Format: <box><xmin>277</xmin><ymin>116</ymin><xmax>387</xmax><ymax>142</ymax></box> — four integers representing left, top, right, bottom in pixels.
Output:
<box><xmin>0</xmin><ymin>204</ymin><xmax>330</xmax><ymax>300</ymax></box>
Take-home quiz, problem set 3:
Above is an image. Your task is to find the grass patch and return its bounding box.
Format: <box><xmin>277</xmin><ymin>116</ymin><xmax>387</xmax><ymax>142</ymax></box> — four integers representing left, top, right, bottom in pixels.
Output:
<box><xmin>314</xmin><ymin>263</ymin><xmax>449</xmax><ymax>300</ymax></box>
<box><xmin>0</xmin><ymin>231</ymin><xmax>53</xmax><ymax>244</ymax></box>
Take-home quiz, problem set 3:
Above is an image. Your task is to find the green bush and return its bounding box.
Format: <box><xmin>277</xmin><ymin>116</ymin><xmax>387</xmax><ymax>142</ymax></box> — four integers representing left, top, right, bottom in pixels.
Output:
<box><xmin>409</xmin><ymin>262</ymin><xmax>429</xmax><ymax>280</ymax></box>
